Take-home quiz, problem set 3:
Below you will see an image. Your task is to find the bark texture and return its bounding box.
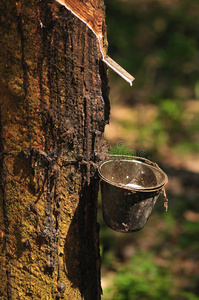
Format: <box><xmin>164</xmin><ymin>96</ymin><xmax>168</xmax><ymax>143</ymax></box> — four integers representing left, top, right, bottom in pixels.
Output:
<box><xmin>0</xmin><ymin>0</ymin><xmax>110</xmax><ymax>299</ymax></box>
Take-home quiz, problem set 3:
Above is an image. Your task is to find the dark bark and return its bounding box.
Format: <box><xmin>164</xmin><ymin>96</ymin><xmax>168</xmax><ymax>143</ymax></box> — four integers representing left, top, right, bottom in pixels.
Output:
<box><xmin>0</xmin><ymin>0</ymin><xmax>110</xmax><ymax>299</ymax></box>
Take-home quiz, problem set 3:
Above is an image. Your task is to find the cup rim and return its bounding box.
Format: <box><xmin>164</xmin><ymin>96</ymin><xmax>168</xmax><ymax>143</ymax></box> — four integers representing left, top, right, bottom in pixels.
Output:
<box><xmin>98</xmin><ymin>156</ymin><xmax>168</xmax><ymax>192</ymax></box>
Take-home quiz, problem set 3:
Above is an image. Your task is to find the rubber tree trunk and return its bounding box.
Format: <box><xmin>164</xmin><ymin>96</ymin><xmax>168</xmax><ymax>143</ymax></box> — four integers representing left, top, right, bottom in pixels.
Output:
<box><xmin>0</xmin><ymin>0</ymin><xmax>110</xmax><ymax>299</ymax></box>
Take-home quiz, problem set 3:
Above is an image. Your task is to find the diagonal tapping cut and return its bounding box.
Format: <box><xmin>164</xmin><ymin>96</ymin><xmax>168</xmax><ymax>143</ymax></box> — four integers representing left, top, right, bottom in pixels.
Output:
<box><xmin>56</xmin><ymin>0</ymin><xmax>135</xmax><ymax>86</ymax></box>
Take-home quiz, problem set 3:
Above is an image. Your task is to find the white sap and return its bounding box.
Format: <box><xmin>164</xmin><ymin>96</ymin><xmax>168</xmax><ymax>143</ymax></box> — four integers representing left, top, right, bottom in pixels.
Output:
<box><xmin>125</xmin><ymin>183</ymin><xmax>143</xmax><ymax>189</ymax></box>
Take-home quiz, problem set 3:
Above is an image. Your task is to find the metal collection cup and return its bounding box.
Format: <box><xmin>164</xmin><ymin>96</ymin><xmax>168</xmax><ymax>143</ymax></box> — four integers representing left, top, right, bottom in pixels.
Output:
<box><xmin>98</xmin><ymin>156</ymin><xmax>168</xmax><ymax>233</ymax></box>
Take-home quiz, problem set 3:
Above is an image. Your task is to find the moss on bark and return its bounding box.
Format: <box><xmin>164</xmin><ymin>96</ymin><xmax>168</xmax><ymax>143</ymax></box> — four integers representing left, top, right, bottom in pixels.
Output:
<box><xmin>0</xmin><ymin>0</ymin><xmax>109</xmax><ymax>299</ymax></box>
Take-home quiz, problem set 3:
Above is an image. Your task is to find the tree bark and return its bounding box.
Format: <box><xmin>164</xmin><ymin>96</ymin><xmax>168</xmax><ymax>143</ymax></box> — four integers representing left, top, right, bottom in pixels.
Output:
<box><xmin>0</xmin><ymin>0</ymin><xmax>110</xmax><ymax>299</ymax></box>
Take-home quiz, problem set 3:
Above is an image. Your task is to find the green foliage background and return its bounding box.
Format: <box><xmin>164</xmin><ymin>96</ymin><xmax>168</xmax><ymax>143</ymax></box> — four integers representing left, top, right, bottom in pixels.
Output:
<box><xmin>100</xmin><ymin>1</ymin><xmax>199</xmax><ymax>299</ymax></box>
<box><xmin>106</xmin><ymin>0</ymin><xmax>199</xmax><ymax>102</ymax></box>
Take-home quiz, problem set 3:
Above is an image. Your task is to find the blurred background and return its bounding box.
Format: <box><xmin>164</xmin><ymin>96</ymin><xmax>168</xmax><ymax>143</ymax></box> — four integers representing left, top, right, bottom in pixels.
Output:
<box><xmin>99</xmin><ymin>0</ymin><xmax>199</xmax><ymax>299</ymax></box>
